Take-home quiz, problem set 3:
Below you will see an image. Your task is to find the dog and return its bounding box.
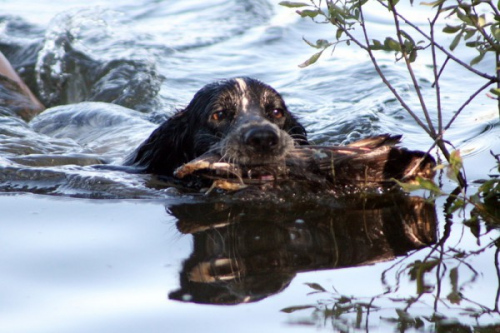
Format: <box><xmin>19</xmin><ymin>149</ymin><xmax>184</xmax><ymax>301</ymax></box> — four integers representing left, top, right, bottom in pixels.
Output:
<box><xmin>124</xmin><ymin>77</ymin><xmax>308</xmax><ymax>176</ymax></box>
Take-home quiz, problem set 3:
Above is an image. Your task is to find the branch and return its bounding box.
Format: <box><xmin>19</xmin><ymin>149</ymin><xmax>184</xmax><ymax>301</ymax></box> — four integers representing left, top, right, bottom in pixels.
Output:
<box><xmin>432</xmin><ymin>56</ymin><xmax>450</xmax><ymax>89</ymax></box>
<box><xmin>429</xmin><ymin>4</ymin><xmax>443</xmax><ymax>134</ymax></box>
<box><xmin>390</xmin><ymin>3</ymin><xmax>437</xmax><ymax>137</ymax></box>
<box><xmin>444</xmin><ymin>80</ymin><xmax>494</xmax><ymax>131</ymax></box>
<box><xmin>488</xmin><ymin>0</ymin><xmax>500</xmax><ymax>17</ymax></box>
<box><xmin>495</xmin><ymin>247</ymin><xmax>500</xmax><ymax>311</ymax></box>
<box><xmin>470</xmin><ymin>5</ymin><xmax>500</xmax><ymax>53</ymax></box>
<box><xmin>353</xmin><ymin>5</ymin><xmax>434</xmax><ymax>137</ymax></box>
<box><xmin>376</xmin><ymin>0</ymin><xmax>498</xmax><ymax>83</ymax></box>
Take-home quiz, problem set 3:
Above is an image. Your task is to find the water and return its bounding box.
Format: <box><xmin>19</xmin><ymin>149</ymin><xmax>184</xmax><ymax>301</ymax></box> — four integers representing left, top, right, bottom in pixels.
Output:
<box><xmin>1</xmin><ymin>1</ymin><xmax>499</xmax><ymax>332</ymax></box>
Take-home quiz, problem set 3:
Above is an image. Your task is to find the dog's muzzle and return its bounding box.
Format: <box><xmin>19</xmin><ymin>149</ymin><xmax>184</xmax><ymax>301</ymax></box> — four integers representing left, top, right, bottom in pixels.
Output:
<box><xmin>243</xmin><ymin>124</ymin><xmax>280</xmax><ymax>153</ymax></box>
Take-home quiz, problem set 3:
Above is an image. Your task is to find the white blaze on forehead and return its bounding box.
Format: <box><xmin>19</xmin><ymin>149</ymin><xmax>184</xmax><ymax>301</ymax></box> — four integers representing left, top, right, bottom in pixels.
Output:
<box><xmin>235</xmin><ymin>78</ymin><xmax>250</xmax><ymax>113</ymax></box>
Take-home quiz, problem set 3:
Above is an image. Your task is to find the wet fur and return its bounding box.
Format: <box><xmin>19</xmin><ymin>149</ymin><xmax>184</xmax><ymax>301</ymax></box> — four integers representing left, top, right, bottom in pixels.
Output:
<box><xmin>124</xmin><ymin>77</ymin><xmax>307</xmax><ymax>176</ymax></box>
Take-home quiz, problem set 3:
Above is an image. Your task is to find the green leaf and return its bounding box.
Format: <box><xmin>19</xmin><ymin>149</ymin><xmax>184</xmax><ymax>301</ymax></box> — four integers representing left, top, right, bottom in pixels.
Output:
<box><xmin>449</xmin><ymin>150</ymin><xmax>463</xmax><ymax>169</ymax></box>
<box><xmin>394</xmin><ymin>180</ymin><xmax>426</xmax><ymax>192</ymax></box>
<box><xmin>465</xmin><ymin>41</ymin><xmax>481</xmax><ymax>48</ymax></box>
<box><xmin>416</xmin><ymin>176</ymin><xmax>443</xmax><ymax>194</ymax></box>
<box><xmin>421</xmin><ymin>0</ymin><xmax>446</xmax><ymax>7</ymax></box>
<box><xmin>479</xmin><ymin>178</ymin><xmax>496</xmax><ymax>192</ymax></box>
<box><xmin>316</xmin><ymin>39</ymin><xmax>331</xmax><ymax>48</ymax></box>
<box><xmin>449</xmin><ymin>30</ymin><xmax>463</xmax><ymax>51</ymax></box>
<box><xmin>399</xmin><ymin>29</ymin><xmax>415</xmax><ymax>44</ymax></box>
<box><xmin>447</xmin><ymin>150</ymin><xmax>463</xmax><ymax>182</ymax></box>
<box><xmin>478</xmin><ymin>14</ymin><xmax>486</xmax><ymax>28</ymax></box>
<box><xmin>489</xmin><ymin>88</ymin><xmax>500</xmax><ymax>96</ymax></box>
<box><xmin>328</xmin><ymin>3</ymin><xmax>348</xmax><ymax>19</ymax></box>
<box><xmin>491</xmin><ymin>25</ymin><xmax>500</xmax><ymax>40</ymax></box>
<box><xmin>336</xmin><ymin>28</ymin><xmax>344</xmax><ymax>40</ymax></box>
<box><xmin>279</xmin><ymin>1</ymin><xmax>310</xmax><ymax>8</ymax></box>
<box><xmin>395</xmin><ymin>308</ymin><xmax>412</xmax><ymax>320</ymax></box>
<box><xmin>447</xmin><ymin>267</ymin><xmax>462</xmax><ymax>304</ymax></box>
<box><xmin>370</xmin><ymin>39</ymin><xmax>384</xmax><ymax>50</ymax></box>
<box><xmin>353</xmin><ymin>8</ymin><xmax>360</xmax><ymax>20</ymax></box>
<box><xmin>297</xmin><ymin>9</ymin><xmax>320</xmax><ymax>18</ymax></box>
<box><xmin>281</xmin><ymin>305</ymin><xmax>316</xmax><ymax>313</ymax></box>
<box><xmin>388</xmin><ymin>0</ymin><xmax>400</xmax><ymax>11</ymax></box>
<box><xmin>302</xmin><ymin>39</ymin><xmax>332</xmax><ymax>50</ymax></box>
<box><xmin>409</xmin><ymin>49</ymin><xmax>417</xmax><ymax>62</ymax></box>
<box><xmin>447</xmin><ymin>291</ymin><xmax>462</xmax><ymax>304</ymax></box>
<box><xmin>443</xmin><ymin>24</ymin><xmax>462</xmax><ymax>34</ymax></box>
<box><xmin>456</xmin><ymin>8</ymin><xmax>472</xmax><ymax>25</ymax></box>
<box><xmin>298</xmin><ymin>49</ymin><xmax>324</xmax><ymax>68</ymax></box>
<box><xmin>303</xmin><ymin>37</ymin><xmax>320</xmax><ymax>49</ymax></box>
<box><xmin>384</xmin><ymin>37</ymin><xmax>401</xmax><ymax>52</ymax></box>
<box><xmin>338</xmin><ymin>296</ymin><xmax>352</xmax><ymax>304</ymax></box>
<box><xmin>470</xmin><ymin>51</ymin><xmax>486</xmax><ymax>66</ymax></box>
<box><xmin>393</xmin><ymin>177</ymin><xmax>443</xmax><ymax>194</ymax></box>
<box><xmin>304</xmin><ymin>282</ymin><xmax>327</xmax><ymax>292</ymax></box>
<box><xmin>410</xmin><ymin>259</ymin><xmax>440</xmax><ymax>294</ymax></box>
<box><xmin>447</xmin><ymin>198</ymin><xmax>466</xmax><ymax>214</ymax></box>
<box><xmin>415</xmin><ymin>317</ymin><xmax>425</xmax><ymax>329</ymax></box>
<box><xmin>463</xmin><ymin>28</ymin><xmax>476</xmax><ymax>40</ymax></box>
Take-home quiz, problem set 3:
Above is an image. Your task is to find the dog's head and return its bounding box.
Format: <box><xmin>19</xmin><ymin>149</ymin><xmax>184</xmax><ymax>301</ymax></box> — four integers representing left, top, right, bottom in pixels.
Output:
<box><xmin>126</xmin><ymin>77</ymin><xmax>307</xmax><ymax>175</ymax></box>
<box><xmin>189</xmin><ymin>77</ymin><xmax>307</xmax><ymax>165</ymax></box>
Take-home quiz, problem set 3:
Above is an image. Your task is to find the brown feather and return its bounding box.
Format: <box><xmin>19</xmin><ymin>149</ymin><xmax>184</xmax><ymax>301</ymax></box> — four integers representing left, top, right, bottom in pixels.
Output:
<box><xmin>174</xmin><ymin>134</ymin><xmax>436</xmax><ymax>192</ymax></box>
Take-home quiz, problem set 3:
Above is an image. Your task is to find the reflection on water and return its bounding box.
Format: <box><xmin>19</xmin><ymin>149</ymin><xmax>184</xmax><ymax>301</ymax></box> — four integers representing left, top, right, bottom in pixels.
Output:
<box><xmin>166</xmin><ymin>194</ymin><xmax>436</xmax><ymax>305</ymax></box>
<box><xmin>0</xmin><ymin>0</ymin><xmax>499</xmax><ymax>332</ymax></box>
<box><xmin>0</xmin><ymin>2</ymin><xmax>498</xmax><ymax>198</ymax></box>
<box><xmin>279</xmin><ymin>196</ymin><xmax>500</xmax><ymax>332</ymax></box>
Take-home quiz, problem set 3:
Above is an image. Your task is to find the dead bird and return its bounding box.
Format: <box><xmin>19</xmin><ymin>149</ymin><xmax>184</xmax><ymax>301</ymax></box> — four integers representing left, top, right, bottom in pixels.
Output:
<box><xmin>174</xmin><ymin>134</ymin><xmax>436</xmax><ymax>193</ymax></box>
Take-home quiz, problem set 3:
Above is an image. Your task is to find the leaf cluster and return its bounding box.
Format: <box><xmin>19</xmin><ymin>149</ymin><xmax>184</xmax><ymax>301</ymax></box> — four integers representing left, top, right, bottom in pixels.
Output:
<box><xmin>281</xmin><ymin>264</ymin><xmax>499</xmax><ymax>331</ymax></box>
<box><xmin>281</xmin><ymin>282</ymin><xmax>378</xmax><ymax>330</ymax></box>
<box><xmin>281</xmin><ymin>0</ymin><xmax>500</xmax><ymax>203</ymax></box>
<box><xmin>280</xmin><ymin>0</ymin><xmax>367</xmax><ymax>67</ymax></box>
<box><xmin>398</xmin><ymin>150</ymin><xmax>500</xmax><ymax>226</ymax></box>
<box><xmin>437</xmin><ymin>1</ymin><xmax>500</xmax><ymax>66</ymax></box>
<box><xmin>280</xmin><ymin>0</ymin><xmax>500</xmax><ymax>68</ymax></box>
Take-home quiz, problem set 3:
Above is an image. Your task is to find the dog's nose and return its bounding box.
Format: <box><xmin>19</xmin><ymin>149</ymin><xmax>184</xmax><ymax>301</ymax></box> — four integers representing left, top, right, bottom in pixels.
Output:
<box><xmin>244</xmin><ymin>127</ymin><xmax>279</xmax><ymax>152</ymax></box>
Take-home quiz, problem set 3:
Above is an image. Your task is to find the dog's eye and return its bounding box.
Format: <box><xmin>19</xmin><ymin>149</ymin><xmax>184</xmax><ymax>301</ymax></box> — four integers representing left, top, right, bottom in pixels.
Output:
<box><xmin>211</xmin><ymin>110</ymin><xmax>227</xmax><ymax>122</ymax></box>
<box><xmin>271</xmin><ymin>108</ymin><xmax>284</xmax><ymax>119</ymax></box>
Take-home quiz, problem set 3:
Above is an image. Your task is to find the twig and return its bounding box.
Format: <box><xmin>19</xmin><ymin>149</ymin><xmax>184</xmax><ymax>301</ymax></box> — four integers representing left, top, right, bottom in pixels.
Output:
<box><xmin>431</xmin><ymin>56</ymin><xmax>450</xmax><ymax>88</ymax></box>
<box><xmin>356</xmin><ymin>1</ymin><xmax>467</xmax><ymax>184</ymax></box>
<box><xmin>444</xmin><ymin>80</ymin><xmax>494</xmax><ymax>131</ymax></box>
<box><xmin>495</xmin><ymin>246</ymin><xmax>500</xmax><ymax>311</ymax></box>
<box><xmin>376</xmin><ymin>0</ymin><xmax>498</xmax><ymax>83</ymax></box>
<box><xmin>429</xmin><ymin>4</ymin><xmax>443</xmax><ymax>134</ymax></box>
<box><xmin>354</xmin><ymin>5</ymin><xmax>433</xmax><ymax>137</ymax></box>
<box><xmin>488</xmin><ymin>0</ymin><xmax>500</xmax><ymax>17</ymax></box>
<box><xmin>468</xmin><ymin>4</ymin><xmax>500</xmax><ymax>113</ymax></box>
<box><xmin>470</xmin><ymin>5</ymin><xmax>500</xmax><ymax>53</ymax></box>
<box><xmin>390</xmin><ymin>3</ymin><xmax>437</xmax><ymax>137</ymax></box>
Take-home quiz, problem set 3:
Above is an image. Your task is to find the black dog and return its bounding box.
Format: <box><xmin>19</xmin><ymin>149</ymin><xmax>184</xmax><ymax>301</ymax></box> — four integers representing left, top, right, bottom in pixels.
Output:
<box><xmin>125</xmin><ymin>77</ymin><xmax>308</xmax><ymax>176</ymax></box>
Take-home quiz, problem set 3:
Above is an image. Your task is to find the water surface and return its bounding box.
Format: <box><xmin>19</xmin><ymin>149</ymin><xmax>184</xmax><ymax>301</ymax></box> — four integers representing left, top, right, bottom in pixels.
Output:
<box><xmin>1</xmin><ymin>1</ymin><xmax>499</xmax><ymax>332</ymax></box>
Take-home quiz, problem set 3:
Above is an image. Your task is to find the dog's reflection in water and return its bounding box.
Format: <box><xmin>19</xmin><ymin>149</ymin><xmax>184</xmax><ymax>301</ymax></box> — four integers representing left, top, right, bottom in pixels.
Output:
<box><xmin>166</xmin><ymin>195</ymin><xmax>437</xmax><ymax>305</ymax></box>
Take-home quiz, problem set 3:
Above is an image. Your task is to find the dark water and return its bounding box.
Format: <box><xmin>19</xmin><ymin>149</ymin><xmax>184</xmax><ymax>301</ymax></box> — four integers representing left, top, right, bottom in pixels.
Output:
<box><xmin>1</xmin><ymin>1</ymin><xmax>499</xmax><ymax>332</ymax></box>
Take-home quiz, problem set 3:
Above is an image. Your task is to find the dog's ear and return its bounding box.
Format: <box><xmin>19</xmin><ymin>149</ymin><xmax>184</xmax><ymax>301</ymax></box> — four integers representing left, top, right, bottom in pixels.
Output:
<box><xmin>284</xmin><ymin>115</ymin><xmax>308</xmax><ymax>146</ymax></box>
<box><xmin>124</xmin><ymin>110</ymin><xmax>194</xmax><ymax>176</ymax></box>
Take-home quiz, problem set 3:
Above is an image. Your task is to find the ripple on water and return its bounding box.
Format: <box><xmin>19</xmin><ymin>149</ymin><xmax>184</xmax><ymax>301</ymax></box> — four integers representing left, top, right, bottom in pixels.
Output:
<box><xmin>0</xmin><ymin>2</ymin><xmax>499</xmax><ymax>333</ymax></box>
<box><xmin>0</xmin><ymin>0</ymin><xmax>499</xmax><ymax>198</ymax></box>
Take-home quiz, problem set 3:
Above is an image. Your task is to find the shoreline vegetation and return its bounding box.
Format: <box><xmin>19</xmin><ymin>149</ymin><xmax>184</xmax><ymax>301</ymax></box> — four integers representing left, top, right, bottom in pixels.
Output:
<box><xmin>278</xmin><ymin>1</ymin><xmax>500</xmax><ymax>330</ymax></box>
<box><xmin>279</xmin><ymin>0</ymin><xmax>499</xmax><ymax>226</ymax></box>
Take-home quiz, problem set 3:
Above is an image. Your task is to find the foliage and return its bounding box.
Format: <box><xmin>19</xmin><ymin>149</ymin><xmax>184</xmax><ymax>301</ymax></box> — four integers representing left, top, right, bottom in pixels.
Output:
<box><xmin>281</xmin><ymin>228</ymin><xmax>500</xmax><ymax>331</ymax></box>
<box><xmin>280</xmin><ymin>0</ymin><xmax>499</xmax><ymax>181</ymax></box>
<box><xmin>279</xmin><ymin>3</ymin><xmax>500</xmax><ymax>329</ymax></box>
<box><xmin>279</xmin><ymin>0</ymin><xmax>500</xmax><ymax>90</ymax></box>
<box><xmin>280</xmin><ymin>0</ymin><xmax>500</xmax><ymax>224</ymax></box>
